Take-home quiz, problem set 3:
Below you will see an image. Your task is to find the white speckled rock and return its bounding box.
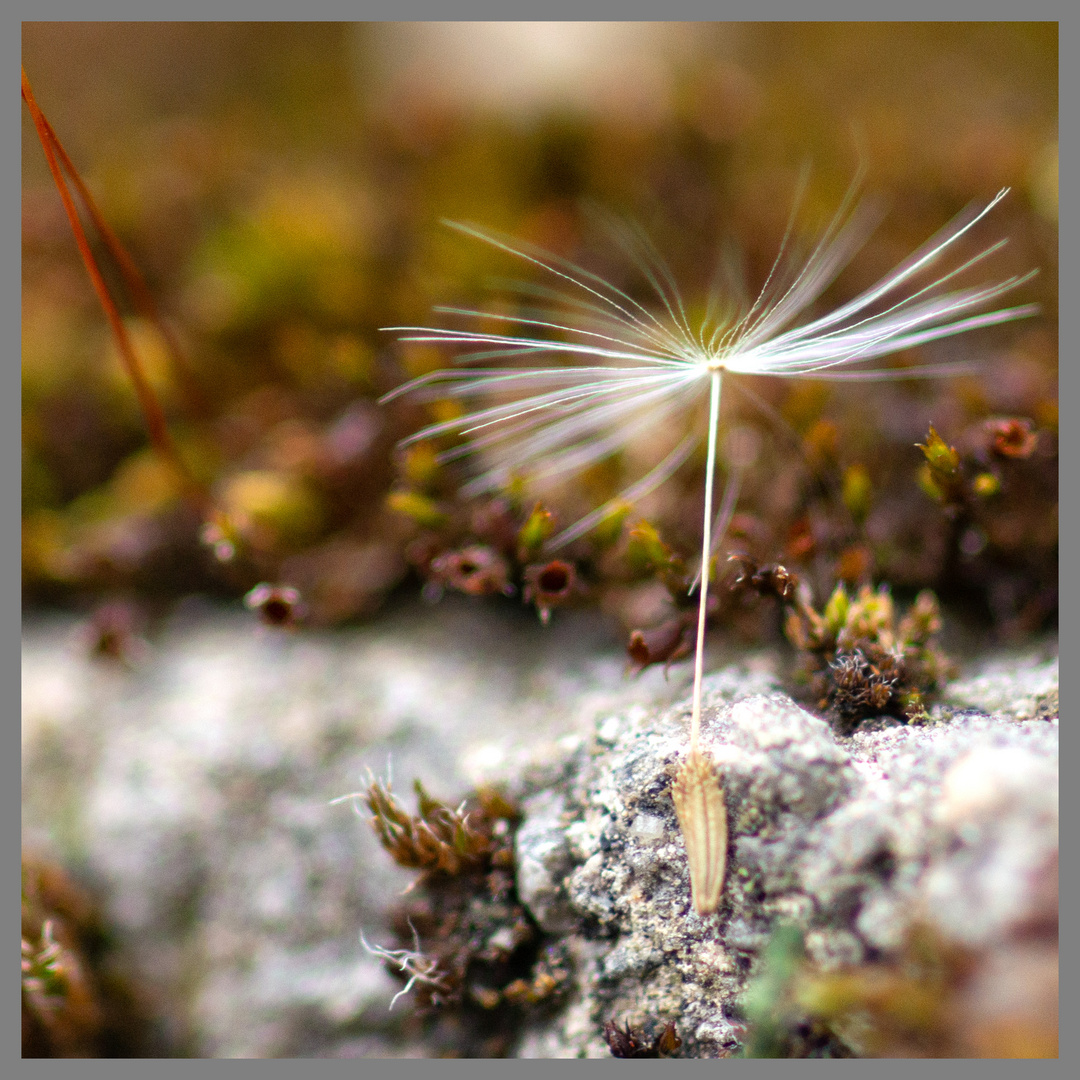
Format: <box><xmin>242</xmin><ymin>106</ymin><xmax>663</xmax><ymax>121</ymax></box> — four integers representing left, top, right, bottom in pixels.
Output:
<box><xmin>21</xmin><ymin>598</ymin><xmax>690</xmax><ymax>1057</ymax></box>
<box><xmin>22</xmin><ymin>601</ymin><xmax>1056</xmax><ymax>1058</ymax></box>
<box><xmin>513</xmin><ymin>650</ymin><xmax>1058</xmax><ymax>1058</ymax></box>
<box><xmin>943</xmin><ymin>649</ymin><xmax>1058</xmax><ymax>719</ymax></box>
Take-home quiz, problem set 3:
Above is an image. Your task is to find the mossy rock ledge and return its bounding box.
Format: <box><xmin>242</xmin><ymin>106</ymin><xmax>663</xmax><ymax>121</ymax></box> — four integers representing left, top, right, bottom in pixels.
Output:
<box><xmin>22</xmin><ymin>602</ymin><xmax>1057</xmax><ymax>1057</ymax></box>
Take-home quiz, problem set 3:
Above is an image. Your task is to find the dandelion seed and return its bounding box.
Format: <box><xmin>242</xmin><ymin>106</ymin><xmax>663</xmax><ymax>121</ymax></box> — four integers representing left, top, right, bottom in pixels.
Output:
<box><xmin>671</xmin><ymin>744</ymin><xmax>728</xmax><ymax>916</ymax></box>
<box><xmin>381</xmin><ymin>182</ymin><xmax>1037</xmax><ymax>916</ymax></box>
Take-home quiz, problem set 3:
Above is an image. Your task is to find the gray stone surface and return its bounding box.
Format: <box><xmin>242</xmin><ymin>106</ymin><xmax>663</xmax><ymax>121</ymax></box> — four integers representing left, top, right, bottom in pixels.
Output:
<box><xmin>21</xmin><ymin>597</ymin><xmax>688</xmax><ymax>1057</ymax></box>
<box><xmin>943</xmin><ymin>646</ymin><xmax>1059</xmax><ymax>720</ymax></box>
<box><xmin>22</xmin><ymin>603</ymin><xmax>1057</xmax><ymax>1058</ymax></box>
<box><xmin>513</xmin><ymin>653</ymin><xmax>1058</xmax><ymax>1058</ymax></box>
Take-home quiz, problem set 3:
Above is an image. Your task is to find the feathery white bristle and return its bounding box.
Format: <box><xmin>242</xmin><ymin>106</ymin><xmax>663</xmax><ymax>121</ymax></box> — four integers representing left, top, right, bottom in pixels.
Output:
<box><xmin>383</xmin><ymin>189</ymin><xmax>1035</xmax><ymax>532</ymax></box>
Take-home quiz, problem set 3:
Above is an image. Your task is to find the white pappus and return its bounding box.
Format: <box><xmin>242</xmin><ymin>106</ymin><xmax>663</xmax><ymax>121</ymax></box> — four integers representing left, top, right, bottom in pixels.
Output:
<box><xmin>382</xmin><ymin>184</ymin><xmax>1037</xmax><ymax>764</ymax></box>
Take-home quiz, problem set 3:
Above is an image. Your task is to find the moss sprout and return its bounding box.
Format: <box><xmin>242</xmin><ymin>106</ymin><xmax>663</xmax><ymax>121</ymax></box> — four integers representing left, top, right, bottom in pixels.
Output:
<box><xmin>725</xmin><ymin>555</ymin><xmax>954</xmax><ymax>730</ymax></box>
<box><xmin>603</xmin><ymin>1018</ymin><xmax>682</xmax><ymax>1058</ymax></box>
<box><xmin>786</xmin><ymin>581</ymin><xmax>954</xmax><ymax>731</ymax></box>
<box><xmin>361</xmin><ymin>776</ymin><xmax>570</xmax><ymax>1055</ymax></box>
<box><xmin>737</xmin><ymin>924</ymin><xmax>851</xmax><ymax>1058</ymax></box>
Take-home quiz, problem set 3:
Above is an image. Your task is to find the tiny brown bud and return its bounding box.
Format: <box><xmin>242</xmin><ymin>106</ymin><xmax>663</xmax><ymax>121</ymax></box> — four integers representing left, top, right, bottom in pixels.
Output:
<box><xmin>429</xmin><ymin>545</ymin><xmax>514</xmax><ymax>597</ymax></box>
<box><xmin>523</xmin><ymin>560</ymin><xmax>577</xmax><ymax>624</ymax></box>
<box><xmin>729</xmin><ymin>555</ymin><xmax>799</xmax><ymax>601</ymax></box>
<box><xmin>986</xmin><ymin>417</ymin><xmax>1038</xmax><ymax>459</ymax></box>
<box><xmin>244</xmin><ymin>583</ymin><xmax>306</xmax><ymax>627</ymax></box>
<box><xmin>655</xmin><ymin>1021</ymin><xmax>683</xmax><ymax>1057</ymax></box>
<box><xmin>627</xmin><ymin>617</ymin><xmax>694</xmax><ymax>673</ymax></box>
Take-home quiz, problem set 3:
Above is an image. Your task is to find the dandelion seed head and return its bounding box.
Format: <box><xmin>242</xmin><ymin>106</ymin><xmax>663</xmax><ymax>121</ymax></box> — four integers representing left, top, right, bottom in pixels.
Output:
<box><xmin>383</xmin><ymin>188</ymin><xmax>1035</xmax><ymax>541</ymax></box>
<box><xmin>384</xmin><ymin>186</ymin><xmax>1035</xmax><ymax>657</ymax></box>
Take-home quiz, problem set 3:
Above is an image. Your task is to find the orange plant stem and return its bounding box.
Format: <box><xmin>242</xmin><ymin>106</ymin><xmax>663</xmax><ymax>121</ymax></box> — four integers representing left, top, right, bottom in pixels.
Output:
<box><xmin>33</xmin><ymin>107</ymin><xmax>209</xmax><ymax>418</ymax></box>
<box><xmin>22</xmin><ymin>66</ymin><xmax>212</xmax><ymax>518</ymax></box>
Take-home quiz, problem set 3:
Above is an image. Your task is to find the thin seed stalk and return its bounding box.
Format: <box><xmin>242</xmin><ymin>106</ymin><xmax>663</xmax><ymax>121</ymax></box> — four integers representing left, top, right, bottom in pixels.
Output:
<box><xmin>690</xmin><ymin>369</ymin><xmax>722</xmax><ymax>753</ymax></box>
<box><xmin>675</xmin><ymin>369</ymin><xmax>729</xmax><ymax>918</ymax></box>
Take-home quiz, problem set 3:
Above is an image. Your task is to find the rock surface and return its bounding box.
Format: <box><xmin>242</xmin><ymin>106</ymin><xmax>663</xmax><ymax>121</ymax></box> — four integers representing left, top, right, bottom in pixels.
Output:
<box><xmin>21</xmin><ymin>597</ymin><xmax>688</xmax><ymax>1057</ymax></box>
<box><xmin>514</xmin><ymin>648</ymin><xmax>1059</xmax><ymax>1058</ymax></box>
<box><xmin>22</xmin><ymin>603</ymin><xmax>1057</xmax><ymax>1058</ymax></box>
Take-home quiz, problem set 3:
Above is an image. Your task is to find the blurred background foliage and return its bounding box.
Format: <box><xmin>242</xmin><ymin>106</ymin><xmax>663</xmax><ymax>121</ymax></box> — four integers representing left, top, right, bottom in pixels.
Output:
<box><xmin>22</xmin><ymin>23</ymin><xmax>1057</xmax><ymax>640</ymax></box>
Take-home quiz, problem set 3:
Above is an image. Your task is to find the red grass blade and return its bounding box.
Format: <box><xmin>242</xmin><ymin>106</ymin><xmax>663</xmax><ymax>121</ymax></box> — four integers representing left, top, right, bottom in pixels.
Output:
<box><xmin>22</xmin><ymin>66</ymin><xmax>212</xmax><ymax>518</ymax></box>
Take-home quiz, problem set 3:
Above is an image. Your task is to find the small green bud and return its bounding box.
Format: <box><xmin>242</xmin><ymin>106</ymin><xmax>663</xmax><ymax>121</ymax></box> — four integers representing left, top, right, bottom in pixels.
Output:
<box><xmin>916</xmin><ymin>425</ymin><xmax>960</xmax><ymax>474</ymax></box>
<box><xmin>517</xmin><ymin>503</ymin><xmax>553</xmax><ymax>561</ymax></box>
<box><xmin>589</xmin><ymin>500</ymin><xmax>631</xmax><ymax>548</ymax></box>
<box><xmin>823</xmin><ymin>584</ymin><xmax>850</xmax><ymax>634</ymax></box>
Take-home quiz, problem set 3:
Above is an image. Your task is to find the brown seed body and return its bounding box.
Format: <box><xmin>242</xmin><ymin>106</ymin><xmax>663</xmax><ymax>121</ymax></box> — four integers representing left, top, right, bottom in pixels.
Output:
<box><xmin>671</xmin><ymin>747</ymin><xmax>728</xmax><ymax>916</ymax></box>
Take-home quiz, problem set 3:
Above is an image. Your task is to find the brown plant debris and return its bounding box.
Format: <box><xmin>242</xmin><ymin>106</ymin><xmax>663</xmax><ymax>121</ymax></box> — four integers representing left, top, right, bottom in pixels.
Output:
<box><xmin>627</xmin><ymin>615</ymin><xmax>695</xmax><ymax>674</ymax></box>
<box><xmin>364</xmin><ymin>776</ymin><xmax>511</xmax><ymax>879</ymax></box>
<box><xmin>363</xmin><ymin>777</ymin><xmax>571</xmax><ymax>1056</ymax></box>
<box><xmin>22</xmin><ymin>850</ymin><xmax>159</xmax><ymax>1057</ymax></box>
<box><xmin>730</xmin><ymin>555</ymin><xmax>799</xmax><ymax>602</ymax></box>
<box><xmin>604</xmin><ymin>1018</ymin><xmax>682</xmax><ymax>1058</ymax></box>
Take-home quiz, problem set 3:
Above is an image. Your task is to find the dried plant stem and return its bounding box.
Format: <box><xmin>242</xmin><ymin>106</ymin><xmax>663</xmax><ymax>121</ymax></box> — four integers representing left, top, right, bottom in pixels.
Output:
<box><xmin>21</xmin><ymin>66</ymin><xmax>212</xmax><ymax>518</ymax></box>
<box><xmin>690</xmin><ymin>369</ymin><xmax>722</xmax><ymax>754</ymax></box>
<box><xmin>30</xmin><ymin>101</ymin><xmax>209</xmax><ymax>418</ymax></box>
